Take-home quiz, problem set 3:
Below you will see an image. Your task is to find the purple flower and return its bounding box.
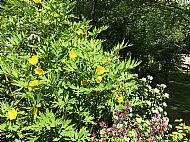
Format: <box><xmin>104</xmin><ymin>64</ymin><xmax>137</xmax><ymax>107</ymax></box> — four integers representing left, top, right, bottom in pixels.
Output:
<box><xmin>100</xmin><ymin>122</ymin><xmax>108</xmax><ymax>129</ymax></box>
<box><xmin>124</xmin><ymin>102</ymin><xmax>131</xmax><ymax>111</ymax></box>
<box><xmin>93</xmin><ymin>134</ymin><xmax>96</xmax><ymax>142</ymax></box>
<box><xmin>152</xmin><ymin>112</ymin><xmax>161</xmax><ymax>123</ymax></box>
<box><xmin>114</xmin><ymin>110</ymin><xmax>120</xmax><ymax>116</ymax></box>
<box><xmin>150</xmin><ymin>136</ymin><xmax>155</xmax><ymax>142</ymax></box>
<box><xmin>127</xmin><ymin>120</ymin><xmax>132</xmax><ymax>128</ymax></box>
<box><xmin>141</xmin><ymin>136</ymin><xmax>145</xmax><ymax>141</ymax></box>
<box><xmin>101</xmin><ymin>138</ymin><xmax>106</xmax><ymax>142</ymax></box>
<box><xmin>121</xmin><ymin>128</ymin><xmax>127</xmax><ymax>136</ymax></box>
<box><xmin>136</xmin><ymin>124</ymin><xmax>141</xmax><ymax>141</ymax></box>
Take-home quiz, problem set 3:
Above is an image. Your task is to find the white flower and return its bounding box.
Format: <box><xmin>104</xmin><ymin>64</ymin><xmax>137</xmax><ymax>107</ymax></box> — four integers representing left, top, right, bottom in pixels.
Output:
<box><xmin>134</xmin><ymin>74</ymin><xmax>138</xmax><ymax>77</ymax></box>
<box><xmin>107</xmin><ymin>128</ymin><xmax>111</xmax><ymax>131</ymax></box>
<box><xmin>154</xmin><ymin>88</ymin><xmax>160</xmax><ymax>93</ymax></box>
<box><xmin>136</xmin><ymin>117</ymin><xmax>142</xmax><ymax>123</ymax></box>
<box><xmin>129</xmin><ymin>113</ymin><xmax>133</xmax><ymax>117</ymax></box>
<box><xmin>100</xmin><ymin>129</ymin><xmax>105</xmax><ymax>135</ymax></box>
<box><xmin>160</xmin><ymin>84</ymin><xmax>167</xmax><ymax>88</ymax></box>
<box><xmin>129</xmin><ymin>107</ymin><xmax>132</xmax><ymax>112</ymax></box>
<box><xmin>163</xmin><ymin>102</ymin><xmax>167</xmax><ymax>107</ymax></box>
<box><xmin>130</xmin><ymin>130</ymin><xmax>136</xmax><ymax>137</ymax></box>
<box><xmin>124</xmin><ymin>137</ymin><xmax>130</xmax><ymax>142</ymax></box>
<box><xmin>163</xmin><ymin>93</ymin><xmax>169</xmax><ymax>98</ymax></box>
<box><xmin>146</xmin><ymin>100</ymin><xmax>151</xmax><ymax>106</ymax></box>
<box><xmin>152</xmin><ymin>109</ymin><xmax>159</xmax><ymax>114</ymax></box>
<box><xmin>158</xmin><ymin>107</ymin><xmax>163</xmax><ymax>112</ymax></box>
<box><xmin>147</xmin><ymin>75</ymin><xmax>153</xmax><ymax>80</ymax></box>
<box><xmin>164</xmin><ymin>111</ymin><xmax>167</xmax><ymax>116</ymax></box>
<box><xmin>146</xmin><ymin>85</ymin><xmax>152</xmax><ymax>90</ymax></box>
<box><xmin>141</xmin><ymin>77</ymin><xmax>146</xmax><ymax>82</ymax></box>
<box><xmin>116</xmin><ymin>123</ymin><xmax>123</xmax><ymax>129</ymax></box>
<box><xmin>163</xmin><ymin>117</ymin><xmax>169</xmax><ymax>125</ymax></box>
<box><xmin>114</xmin><ymin>115</ymin><xmax>118</xmax><ymax>120</ymax></box>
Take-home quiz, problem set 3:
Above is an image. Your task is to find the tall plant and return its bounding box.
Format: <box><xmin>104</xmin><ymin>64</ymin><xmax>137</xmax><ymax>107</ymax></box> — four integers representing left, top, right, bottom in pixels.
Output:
<box><xmin>0</xmin><ymin>0</ymin><xmax>171</xmax><ymax>141</ymax></box>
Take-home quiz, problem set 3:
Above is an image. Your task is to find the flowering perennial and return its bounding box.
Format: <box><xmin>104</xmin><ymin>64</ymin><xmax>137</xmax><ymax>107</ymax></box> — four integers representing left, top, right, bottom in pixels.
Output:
<box><xmin>7</xmin><ymin>108</ymin><xmax>17</xmax><ymax>120</ymax></box>
<box><xmin>34</xmin><ymin>67</ymin><xmax>44</xmax><ymax>76</ymax></box>
<box><xmin>28</xmin><ymin>55</ymin><xmax>38</xmax><ymax>65</ymax></box>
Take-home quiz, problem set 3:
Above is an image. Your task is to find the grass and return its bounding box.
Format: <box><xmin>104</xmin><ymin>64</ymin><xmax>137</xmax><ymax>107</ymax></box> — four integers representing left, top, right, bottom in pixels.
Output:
<box><xmin>166</xmin><ymin>73</ymin><xmax>190</xmax><ymax>125</ymax></box>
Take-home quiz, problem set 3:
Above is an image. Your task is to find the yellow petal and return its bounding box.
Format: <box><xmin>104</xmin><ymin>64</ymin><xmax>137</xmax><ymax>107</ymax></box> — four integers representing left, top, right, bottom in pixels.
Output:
<box><xmin>96</xmin><ymin>66</ymin><xmax>105</xmax><ymax>75</ymax></box>
<box><xmin>96</xmin><ymin>76</ymin><xmax>102</xmax><ymax>83</ymax></box>
<box><xmin>33</xmin><ymin>0</ymin><xmax>41</xmax><ymax>4</ymax></box>
<box><xmin>53</xmin><ymin>12</ymin><xmax>60</xmax><ymax>18</ymax></box>
<box><xmin>117</xmin><ymin>96</ymin><xmax>123</xmax><ymax>103</ymax></box>
<box><xmin>29</xmin><ymin>80</ymin><xmax>40</xmax><ymax>87</ymax></box>
<box><xmin>68</xmin><ymin>51</ymin><xmax>77</xmax><ymax>59</ymax></box>
<box><xmin>7</xmin><ymin>108</ymin><xmax>17</xmax><ymax>120</ymax></box>
<box><xmin>34</xmin><ymin>67</ymin><xmax>44</xmax><ymax>76</ymax></box>
<box><xmin>76</xmin><ymin>29</ymin><xmax>85</xmax><ymax>35</ymax></box>
<box><xmin>28</xmin><ymin>55</ymin><xmax>38</xmax><ymax>65</ymax></box>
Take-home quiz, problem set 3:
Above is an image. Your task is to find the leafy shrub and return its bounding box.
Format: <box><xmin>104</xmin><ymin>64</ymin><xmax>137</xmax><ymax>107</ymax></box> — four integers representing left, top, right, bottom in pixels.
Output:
<box><xmin>169</xmin><ymin>119</ymin><xmax>190</xmax><ymax>142</ymax></box>
<box><xmin>0</xmin><ymin>0</ymin><xmax>171</xmax><ymax>141</ymax></box>
<box><xmin>98</xmin><ymin>76</ymin><xmax>170</xmax><ymax>141</ymax></box>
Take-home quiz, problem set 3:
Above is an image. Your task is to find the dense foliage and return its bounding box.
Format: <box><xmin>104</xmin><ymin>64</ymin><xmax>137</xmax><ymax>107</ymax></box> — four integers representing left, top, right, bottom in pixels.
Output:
<box><xmin>74</xmin><ymin>0</ymin><xmax>190</xmax><ymax>83</ymax></box>
<box><xmin>0</xmin><ymin>0</ymin><xmax>188</xmax><ymax>141</ymax></box>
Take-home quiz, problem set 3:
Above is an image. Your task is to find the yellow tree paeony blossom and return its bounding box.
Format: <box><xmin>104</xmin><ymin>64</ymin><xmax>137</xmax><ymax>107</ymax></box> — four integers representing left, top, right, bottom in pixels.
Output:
<box><xmin>76</xmin><ymin>29</ymin><xmax>85</xmax><ymax>35</ymax></box>
<box><xmin>117</xmin><ymin>96</ymin><xmax>123</xmax><ymax>103</ymax></box>
<box><xmin>68</xmin><ymin>50</ymin><xmax>77</xmax><ymax>59</ymax></box>
<box><xmin>7</xmin><ymin>108</ymin><xmax>17</xmax><ymax>120</ymax></box>
<box><xmin>29</xmin><ymin>80</ymin><xmax>39</xmax><ymax>87</ymax></box>
<box><xmin>28</xmin><ymin>55</ymin><xmax>38</xmax><ymax>65</ymax></box>
<box><xmin>96</xmin><ymin>76</ymin><xmax>102</xmax><ymax>83</ymax></box>
<box><xmin>53</xmin><ymin>12</ymin><xmax>60</xmax><ymax>18</ymax></box>
<box><xmin>33</xmin><ymin>0</ymin><xmax>41</xmax><ymax>4</ymax></box>
<box><xmin>34</xmin><ymin>67</ymin><xmax>44</xmax><ymax>76</ymax></box>
<box><xmin>81</xmin><ymin>80</ymin><xmax>89</xmax><ymax>87</ymax></box>
<box><xmin>33</xmin><ymin>108</ymin><xmax>38</xmax><ymax>119</ymax></box>
<box><xmin>96</xmin><ymin>66</ymin><xmax>106</xmax><ymax>75</ymax></box>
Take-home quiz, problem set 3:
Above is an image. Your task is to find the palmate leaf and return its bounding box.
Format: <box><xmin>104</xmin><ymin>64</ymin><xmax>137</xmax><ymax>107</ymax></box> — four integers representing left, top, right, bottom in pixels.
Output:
<box><xmin>112</xmin><ymin>40</ymin><xmax>133</xmax><ymax>54</ymax></box>
<box><xmin>125</xmin><ymin>56</ymin><xmax>141</xmax><ymax>70</ymax></box>
<box><xmin>116</xmin><ymin>57</ymin><xmax>141</xmax><ymax>73</ymax></box>
<box><xmin>74</xmin><ymin>127</ymin><xmax>91</xmax><ymax>142</ymax></box>
<box><xmin>6</xmin><ymin>32</ymin><xmax>24</xmax><ymax>48</ymax></box>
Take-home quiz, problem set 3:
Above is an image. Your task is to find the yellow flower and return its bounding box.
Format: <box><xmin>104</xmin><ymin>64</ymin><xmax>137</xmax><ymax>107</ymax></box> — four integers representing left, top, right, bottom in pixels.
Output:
<box><xmin>76</xmin><ymin>29</ymin><xmax>85</xmax><ymax>35</ymax></box>
<box><xmin>81</xmin><ymin>80</ymin><xmax>89</xmax><ymax>87</ymax></box>
<box><xmin>7</xmin><ymin>108</ymin><xmax>17</xmax><ymax>120</ymax></box>
<box><xmin>53</xmin><ymin>12</ymin><xmax>60</xmax><ymax>18</ymax></box>
<box><xmin>34</xmin><ymin>67</ymin><xmax>44</xmax><ymax>76</ymax></box>
<box><xmin>28</xmin><ymin>55</ymin><xmax>38</xmax><ymax>65</ymax></box>
<box><xmin>115</xmin><ymin>85</ymin><xmax>120</xmax><ymax>91</ymax></box>
<box><xmin>29</xmin><ymin>80</ymin><xmax>39</xmax><ymax>87</ymax></box>
<box><xmin>68</xmin><ymin>50</ymin><xmax>77</xmax><ymax>59</ymax></box>
<box><xmin>117</xmin><ymin>96</ymin><xmax>123</xmax><ymax>103</ymax></box>
<box><xmin>96</xmin><ymin>76</ymin><xmax>102</xmax><ymax>83</ymax></box>
<box><xmin>33</xmin><ymin>0</ymin><xmax>41</xmax><ymax>4</ymax></box>
<box><xmin>33</xmin><ymin>108</ymin><xmax>38</xmax><ymax>119</ymax></box>
<box><xmin>96</xmin><ymin>66</ymin><xmax>106</xmax><ymax>75</ymax></box>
